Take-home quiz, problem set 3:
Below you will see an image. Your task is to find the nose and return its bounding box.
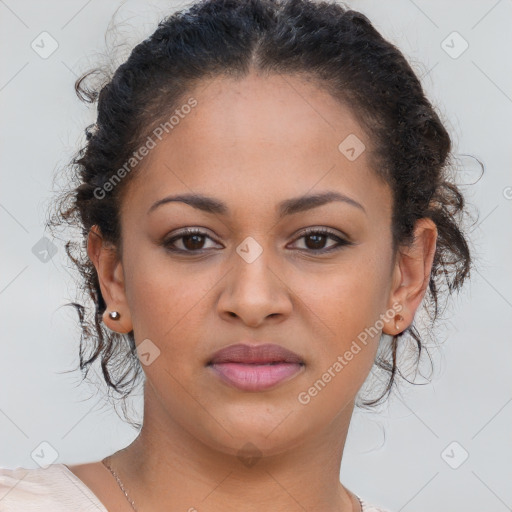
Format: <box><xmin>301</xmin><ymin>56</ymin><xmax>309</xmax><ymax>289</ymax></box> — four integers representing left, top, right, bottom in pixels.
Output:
<box><xmin>217</xmin><ymin>246</ymin><xmax>293</xmax><ymax>328</ymax></box>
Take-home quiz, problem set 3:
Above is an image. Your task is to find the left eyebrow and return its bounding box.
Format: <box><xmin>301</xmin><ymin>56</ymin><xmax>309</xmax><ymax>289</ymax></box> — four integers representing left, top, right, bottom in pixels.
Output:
<box><xmin>147</xmin><ymin>190</ymin><xmax>366</xmax><ymax>217</ymax></box>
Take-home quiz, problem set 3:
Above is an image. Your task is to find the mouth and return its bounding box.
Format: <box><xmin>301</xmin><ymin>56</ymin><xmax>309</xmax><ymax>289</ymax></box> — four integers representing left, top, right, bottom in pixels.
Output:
<box><xmin>207</xmin><ymin>343</ymin><xmax>305</xmax><ymax>392</ymax></box>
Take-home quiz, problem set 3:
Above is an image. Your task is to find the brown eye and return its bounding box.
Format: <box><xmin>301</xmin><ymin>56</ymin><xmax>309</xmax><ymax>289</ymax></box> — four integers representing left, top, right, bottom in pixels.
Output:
<box><xmin>163</xmin><ymin>228</ymin><xmax>220</xmax><ymax>253</ymax></box>
<box><xmin>290</xmin><ymin>228</ymin><xmax>353</xmax><ymax>253</ymax></box>
<box><xmin>303</xmin><ymin>232</ymin><xmax>329</xmax><ymax>250</ymax></box>
<box><xmin>181</xmin><ymin>233</ymin><xmax>206</xmax><ymax>250</ymax></box>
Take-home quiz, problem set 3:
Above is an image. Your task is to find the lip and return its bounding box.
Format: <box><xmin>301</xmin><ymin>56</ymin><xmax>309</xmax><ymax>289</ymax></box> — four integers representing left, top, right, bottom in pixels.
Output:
<box><xmin>208</xmin><ymin>343</ymin><xmax>304</xmax><ymax>365</ymax></box>
<box><xmin>207</xmin><ymin>343</ymin><xmax>305</xmax><ymax>392</ymax></box>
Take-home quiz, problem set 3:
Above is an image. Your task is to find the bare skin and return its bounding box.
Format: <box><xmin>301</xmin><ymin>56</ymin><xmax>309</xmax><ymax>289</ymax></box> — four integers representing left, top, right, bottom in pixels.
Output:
<box><xmin>67</xmin><ymin>71</ymin><xmax>437</xmax><ymax>512</ymax></box>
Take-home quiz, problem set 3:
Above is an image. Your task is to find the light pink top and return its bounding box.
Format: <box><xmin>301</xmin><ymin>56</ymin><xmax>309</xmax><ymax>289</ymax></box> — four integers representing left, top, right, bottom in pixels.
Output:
<box><xmin>0</xmin><ymin>464</ymin><xmax>392</xmax><ymax>511</ymax></box>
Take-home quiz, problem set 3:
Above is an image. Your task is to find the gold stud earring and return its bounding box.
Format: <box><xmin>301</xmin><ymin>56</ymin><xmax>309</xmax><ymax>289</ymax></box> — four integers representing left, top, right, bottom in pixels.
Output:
<box><xmin>395</xmin><ymin>314</ymin><xmax>404</xmax><ymax>332</ymax></box>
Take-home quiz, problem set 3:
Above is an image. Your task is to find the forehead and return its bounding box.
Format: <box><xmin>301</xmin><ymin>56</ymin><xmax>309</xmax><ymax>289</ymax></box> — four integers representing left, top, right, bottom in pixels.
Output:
<box><xmin>173</xmin><ymin>72</ymin><xmax>367</xmax><ymax>167</ymax></box>
<box><xmin>121</xmin><ymin>72</ymin><xmax>391</xmax><ymax>222</ymax></box>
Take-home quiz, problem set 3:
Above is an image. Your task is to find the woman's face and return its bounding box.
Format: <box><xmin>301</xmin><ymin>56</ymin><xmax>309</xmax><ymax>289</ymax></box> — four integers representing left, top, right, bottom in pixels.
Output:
<box><xmin>98</xmin><ymin>72</ymin><xmax>406</xmax><ymax>455</ymax></box>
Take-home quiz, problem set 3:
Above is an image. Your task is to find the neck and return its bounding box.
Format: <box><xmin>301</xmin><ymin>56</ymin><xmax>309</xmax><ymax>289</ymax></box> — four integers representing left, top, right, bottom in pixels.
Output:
<box><xmin>108</xmin><ymin>385</ymin><xmax>358</xmax><ymax>512</ymax></box>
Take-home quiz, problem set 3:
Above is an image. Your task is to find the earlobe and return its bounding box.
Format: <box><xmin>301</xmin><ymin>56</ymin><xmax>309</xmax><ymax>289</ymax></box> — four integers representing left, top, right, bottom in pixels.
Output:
<box><xmin>394</xmin><ymin>313</ymin><xmax>405</xmax><ymax>334</ymax></box>
<box><xmin>87</xmin><ymin>225</ymin><xmax>134</xmax><ymax>334</ymax></box>
<box><xmin>383</xmin><ymin>218</ymin><xmax>438</xmax><ymax>336</ymax></box>
<box><xmin>102</xmin><ymin>308</ymin><xmax>133</xmax><ymax>334</ymax></box>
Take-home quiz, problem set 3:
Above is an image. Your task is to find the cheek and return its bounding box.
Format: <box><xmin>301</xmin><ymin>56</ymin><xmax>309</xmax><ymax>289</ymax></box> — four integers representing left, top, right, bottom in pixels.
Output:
<box><xmin>292</xmin><ymin>275</ymin><xmax>385</xmax><ymax>415</ymax></box>
<box><xmin>122</xmin><ymin>243</ymin><xmax>222</xmax><ymax>346</ymax></box>
<box><xmin>290</xmin><ymin>252</ymin><xmax>390</xmax><ymax>382</ymax></box>
<box><xmin>128</xmin><ymin>275</ymin><xmax>208</xmax><ymax>342</ymax></box>
<box><xmin>300</xmin><ymin>255</ymin><xmax>389</xmax><ymax>332</ymax></box>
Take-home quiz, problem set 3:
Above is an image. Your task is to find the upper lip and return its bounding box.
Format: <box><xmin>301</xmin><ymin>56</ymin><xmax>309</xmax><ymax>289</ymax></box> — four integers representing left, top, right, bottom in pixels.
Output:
<box><xmin>208</xmin><ymin>343</ymin><xmax>304</xmax><ymax>365</ymax></box>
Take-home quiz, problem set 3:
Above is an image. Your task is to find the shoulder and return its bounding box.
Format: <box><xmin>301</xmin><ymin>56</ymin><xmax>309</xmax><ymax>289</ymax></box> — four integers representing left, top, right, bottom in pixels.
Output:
<box><xmin>0</xmin><ymin>464</ymin><xmax>107</xmax><ymax>511</ymax></box>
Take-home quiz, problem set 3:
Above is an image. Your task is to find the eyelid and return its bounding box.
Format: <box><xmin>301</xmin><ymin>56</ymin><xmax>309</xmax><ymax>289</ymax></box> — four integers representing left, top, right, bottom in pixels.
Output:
<box><xmin>288</xmin><ymin>226</ymin><xmax>353</xmax><ymax>250</ymax></box>
<box><xmin>161</xmin><ymin>226</ymin><xmax>354</xmax><ymax>254</ymax></box>
<box><xmin>163</xmin><ymin>227</ymin><xmax>222</xmax><ymax>248</ymax></box>
<box><xmin>292</xmin><ymin>226</ymin><xmax>349</xmax><ymax>240</ymax></box>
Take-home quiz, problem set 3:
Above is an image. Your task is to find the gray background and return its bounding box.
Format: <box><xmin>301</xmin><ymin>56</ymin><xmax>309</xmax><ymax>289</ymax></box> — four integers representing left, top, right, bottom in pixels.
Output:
<box><xmin>1</xmin><ymin>1</ymin><xmax>511</xmax><ymax>511</ymax></box>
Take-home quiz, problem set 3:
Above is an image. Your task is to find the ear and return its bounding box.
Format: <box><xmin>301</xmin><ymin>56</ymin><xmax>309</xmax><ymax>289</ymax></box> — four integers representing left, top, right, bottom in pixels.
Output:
<box><xmin>382</xmin><ymin>218</ymin><xmax>438</xmax><ymax>335</ymax></box>
<box><xmin>86</xmin><ymin>225</ymin><xmax>133</xmax><ymax>334</ymax></box>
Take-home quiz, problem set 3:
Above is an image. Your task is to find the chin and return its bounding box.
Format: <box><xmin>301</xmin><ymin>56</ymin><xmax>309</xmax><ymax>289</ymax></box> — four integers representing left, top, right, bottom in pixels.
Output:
<box><xmin>198</xmin><ymin>405</ymin><xmax>313</xmax><ymax>459</ymax></box>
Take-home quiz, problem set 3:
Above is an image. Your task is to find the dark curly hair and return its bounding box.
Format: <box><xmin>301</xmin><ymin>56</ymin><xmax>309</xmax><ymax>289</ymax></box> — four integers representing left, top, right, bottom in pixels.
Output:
<box><xmin>47</xmin><ymin>0</ymin><xmax>475</xmax><ymax>426</ymax></box>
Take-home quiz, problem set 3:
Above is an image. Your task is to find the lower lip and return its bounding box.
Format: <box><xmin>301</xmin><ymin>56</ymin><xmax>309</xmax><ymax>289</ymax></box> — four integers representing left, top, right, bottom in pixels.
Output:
<box><xmin>208</xmin><ymin>362</ymin><xmax>304</xmax><ymax>391</ymax></box>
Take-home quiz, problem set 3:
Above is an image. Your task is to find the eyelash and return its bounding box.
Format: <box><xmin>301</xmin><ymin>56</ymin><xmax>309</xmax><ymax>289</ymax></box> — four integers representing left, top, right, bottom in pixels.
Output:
<box><xmin>162</xmin><ymin>227</ymin><xmax>353</xmax><ymax>255</ymax></box>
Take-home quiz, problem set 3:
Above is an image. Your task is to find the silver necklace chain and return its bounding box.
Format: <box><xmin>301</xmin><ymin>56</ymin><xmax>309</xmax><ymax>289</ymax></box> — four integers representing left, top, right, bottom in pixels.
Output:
<box><xmin>102</xmin><ymin>458</ymin><xmax>138</xmax><ymax>512</ymax></box>
<box><xmin>102</xmin><ymin>458</ymin><xmax>363</xmax><ymax>512</ymax></box>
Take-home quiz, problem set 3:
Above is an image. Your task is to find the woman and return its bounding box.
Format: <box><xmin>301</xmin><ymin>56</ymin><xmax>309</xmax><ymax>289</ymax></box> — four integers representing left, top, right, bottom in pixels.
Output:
<box><xmin>0</xmin><ymin>0</ymin><xmax>472</xmax><ymax>510</ymax></box>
